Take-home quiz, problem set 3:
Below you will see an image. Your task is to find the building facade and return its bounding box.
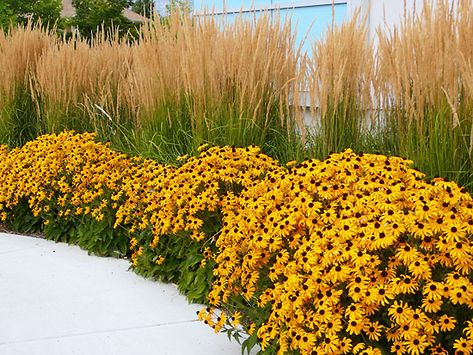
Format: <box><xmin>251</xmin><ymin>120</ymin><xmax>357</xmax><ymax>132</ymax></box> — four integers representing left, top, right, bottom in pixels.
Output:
<box><xmin>190</xmin><ymin>0</ymin><xmax>451</xmax><ymax>52</ymax></box>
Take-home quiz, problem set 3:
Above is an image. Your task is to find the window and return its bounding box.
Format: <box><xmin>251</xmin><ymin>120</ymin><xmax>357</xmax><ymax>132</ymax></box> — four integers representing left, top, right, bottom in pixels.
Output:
<box><xmin>193</xmin><ymin>0</ymin><xmax>349</xmax><ymax>53</ymax></box>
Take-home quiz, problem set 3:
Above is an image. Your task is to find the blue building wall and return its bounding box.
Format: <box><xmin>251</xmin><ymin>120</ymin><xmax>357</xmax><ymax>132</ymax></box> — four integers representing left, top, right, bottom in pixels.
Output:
<box><xmin>193</xmin><ymin>1</ymin><xmax>348</xmax><ymax>54</ymax></box>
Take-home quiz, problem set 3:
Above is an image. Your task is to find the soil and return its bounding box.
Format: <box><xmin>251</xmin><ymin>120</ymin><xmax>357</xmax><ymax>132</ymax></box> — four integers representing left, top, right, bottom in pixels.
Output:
<box><xmin>0</xmin><ymin>226</ymin><xmax>45</xmax><ymax>239</ymax></box>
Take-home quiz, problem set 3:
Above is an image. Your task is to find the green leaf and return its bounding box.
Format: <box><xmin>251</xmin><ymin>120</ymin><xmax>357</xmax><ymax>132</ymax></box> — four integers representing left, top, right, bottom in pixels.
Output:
<box><xmin>241</xmin><ymin>332</ymin><xmax>258</xmax><ymax>355</ymax></box>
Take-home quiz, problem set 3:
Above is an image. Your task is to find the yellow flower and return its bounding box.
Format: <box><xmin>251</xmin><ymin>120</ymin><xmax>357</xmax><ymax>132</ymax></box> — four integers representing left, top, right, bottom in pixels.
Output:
<box><xmin>454</xmin><ymin>337</ymin><xmax>473</xmax><ymax>354</ymax></box>
<box><xmin>389</xmin><ymin>301</ymin><xmax>412</xmax><ymax>324</ymax></box>
<box><xmin>390</xmin><ymin>340</ymin><xmax>406</xmax><ymax>354</ymax></box>
<box><xmin>176</xmin><ymin>154</ymin><xmax>188</xmax><ymax>162</ymax></box>
<box><xmin>130</xmin><ymin>238</ymin><xmax>138</xmax><ymax>249</ymax></box>
<box><xmin>230</xmin><ymin>311</ymin><xmax>241</xmax><ymax>327</ymax></box>
<box><xmin>154</xmin><ymin>256</ymin><xmax>165</xmax><ymax>265</ymax></box>
<box><xmin>286</xmin><ymin>160</ymin><xmax>297</xmax><ymax>168</ymax></box>
<box><xmin>438</xmin><ymin>315</ymin><xmax>456</xmax><ymax>332</ymax></box>
<box><xmin>197</xmin><ymin>143</ymin><xmax>209</xmax><ymax>152</ymax></box>
<box><xmin>364</xmin><ymin>321</ymin><xmax>383</xmax><ymax>341</ymax></box>
<box><xmin>404</xmin><ymin>334</ymin><xmax>429</xmax><ymax>355</ymax></box>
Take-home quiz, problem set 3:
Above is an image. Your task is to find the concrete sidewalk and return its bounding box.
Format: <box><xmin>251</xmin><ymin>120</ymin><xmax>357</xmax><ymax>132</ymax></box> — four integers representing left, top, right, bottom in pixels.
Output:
<box><xmin>0</xmin><ymin>233</ymin><xmax>247</xmax><ymax>355</ymax></box>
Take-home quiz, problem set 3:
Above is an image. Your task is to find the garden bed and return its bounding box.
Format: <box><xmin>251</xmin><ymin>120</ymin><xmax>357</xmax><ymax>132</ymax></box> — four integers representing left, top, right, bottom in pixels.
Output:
<box><xmin>0</xmin><ymin>131</ymin><xmax>472</xmax><ymax>354</ymax></box>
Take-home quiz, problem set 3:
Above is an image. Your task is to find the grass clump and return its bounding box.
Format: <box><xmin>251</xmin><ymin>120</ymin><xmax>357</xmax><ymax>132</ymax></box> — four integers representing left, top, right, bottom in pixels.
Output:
<box><xmin>0</xmin><ymin>1</ymin><xmax>472</xmax><ymax>188</ymax></box>
<box><xmin>24</xmin><ymin>11</ymin><xmax>303</xmax><ymax>163</ymax></box>
<box><xmin>376</xmin><ymin>0</ymin><xmax>473</xmax><ymax>188</ymax></box>
<box><xmin>307</xmin><ymin>10</ymin><xmax>374</xmax><ymax>158</ymax></box>
<box><xmin>0</xmin><ymin>24</ymin><xmax>55</xmax><ymax>146</ymax></box>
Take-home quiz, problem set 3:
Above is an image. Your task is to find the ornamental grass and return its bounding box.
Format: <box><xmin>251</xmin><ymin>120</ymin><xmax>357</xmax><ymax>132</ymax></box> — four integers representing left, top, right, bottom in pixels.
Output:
<box><xmin>376</xmin><ymin>0</ymin><xmax>473</xmax><ymax>189</ymax></box>
<box><xmin>0</xmin><ymin>131</ymin><xmax>472</xmax><ymax>354</ymax></box>
<box><xmin>307</xmin><ymin>10</ymin><xmax>374</xmax><ymax>158</ymax></box>
<box><xmin>0</xmin><ymin>11</ymin><xmax>302</xmax><ymax>163</ymax></box>
<box><xmin>0</xmin><ymin>2</ymin><xmax>472</xmax><ymax>189</ymax></box>
<box><xmin>0</xmin><ymin>24</ymin><xmax>55</xmax><ymax>146</ymax></box>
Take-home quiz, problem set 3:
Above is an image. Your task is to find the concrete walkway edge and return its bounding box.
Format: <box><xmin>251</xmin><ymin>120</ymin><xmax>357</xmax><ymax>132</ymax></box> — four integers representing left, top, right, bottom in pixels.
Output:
<box><xmin>0</xmin><ymin>233</ymin><xmax>248</xmax><ymax>355</ymax></box>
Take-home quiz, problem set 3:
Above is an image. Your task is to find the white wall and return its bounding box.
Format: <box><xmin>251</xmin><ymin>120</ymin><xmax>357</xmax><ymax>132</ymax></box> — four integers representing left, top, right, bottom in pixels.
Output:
<box><xmin>345</xmin><ymin>0</ymin><xmax>424</xmax><ymax>40</ymax></box>
<box><xmin>369</xmin><ymin>0</ymin><xmax>423</xmax><ymax>30</ymax></box>
<box><xmin>365</xmin><ymin>0</ymin><xmax>456</xmax><ymax>39</ymax></box>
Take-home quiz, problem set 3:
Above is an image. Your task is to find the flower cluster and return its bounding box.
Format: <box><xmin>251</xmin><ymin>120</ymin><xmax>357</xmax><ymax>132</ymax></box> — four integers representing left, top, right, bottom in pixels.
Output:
<box><xmin>0</xmin><ymin>132</ymin><xmax>472</xmax><ymax>354</ymax></box>
<box><xmin>0</xmin><ymin>132</ymin><xmax>136</xmax><ymax>225</ymax></box>
<box><xmin>124</xmin><ymin>144</ymin><xmax>283</xmax><ymax>267</ymax></box>
<box><xmin>204</xmin><ymin>149</ymin><xmax>473</xmax><ymax>354</ymax></box>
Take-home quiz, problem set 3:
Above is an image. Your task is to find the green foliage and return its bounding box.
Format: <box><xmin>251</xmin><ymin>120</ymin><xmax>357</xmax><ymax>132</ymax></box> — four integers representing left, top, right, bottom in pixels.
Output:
<box><xmin>131</xmin><ymin>0</ymin><xmax>155</xmax><ymax>18</ymax></box>
<box><xmin>241</xmin><ymin>332</ymin><xmax>259</xmax><ymax>355</ymax></box>
<box><xmin>30</xmin><ymin>0</ymin><xmax>63</xmax><ymax>26</ymax></box>
<box><xmin>0</xmin><ymin>0</ymin><xmax>62</xmax><ymax>29</ymax></box>
<box><xmin>0</xmin><ymin>3</ymin><xmax>16</xmax><ymax>31</ymax></box>
<box><xmin>42</xmin><ymin>214</ymin><xmax>129</xmax><ymax>257</ymax></box>
<box><xmin>71</xmin><ymin>0</ymin><xmax>134</xmax><ymax>38</ymax></box>
<box><xmin>72</xmin><ymin>217</ymin><xmax>129</xmax><ymax>257</ymax></box>
<box><xmin>42</xmin><ymin>216</ymin><xmax>76</xmax><ymax>242</ymax></box>
<box><xmin>9</xmin><ymin>200</ymin><xmax>43</xmax><ymax>234</ymax></box>
<box><xmin>133</xmin><ymin>233</ymin><xmax>215</xmax><ymax>304</ymax></box>
<box><xmin>0</xmin><ymin>87</ymin><xmax>41</xmax><ymax>147</ymax></box>
<box><xmin>165</xmin><ymin>0</ymin><xmax>192</xmax><ymax>15</ymax></box>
